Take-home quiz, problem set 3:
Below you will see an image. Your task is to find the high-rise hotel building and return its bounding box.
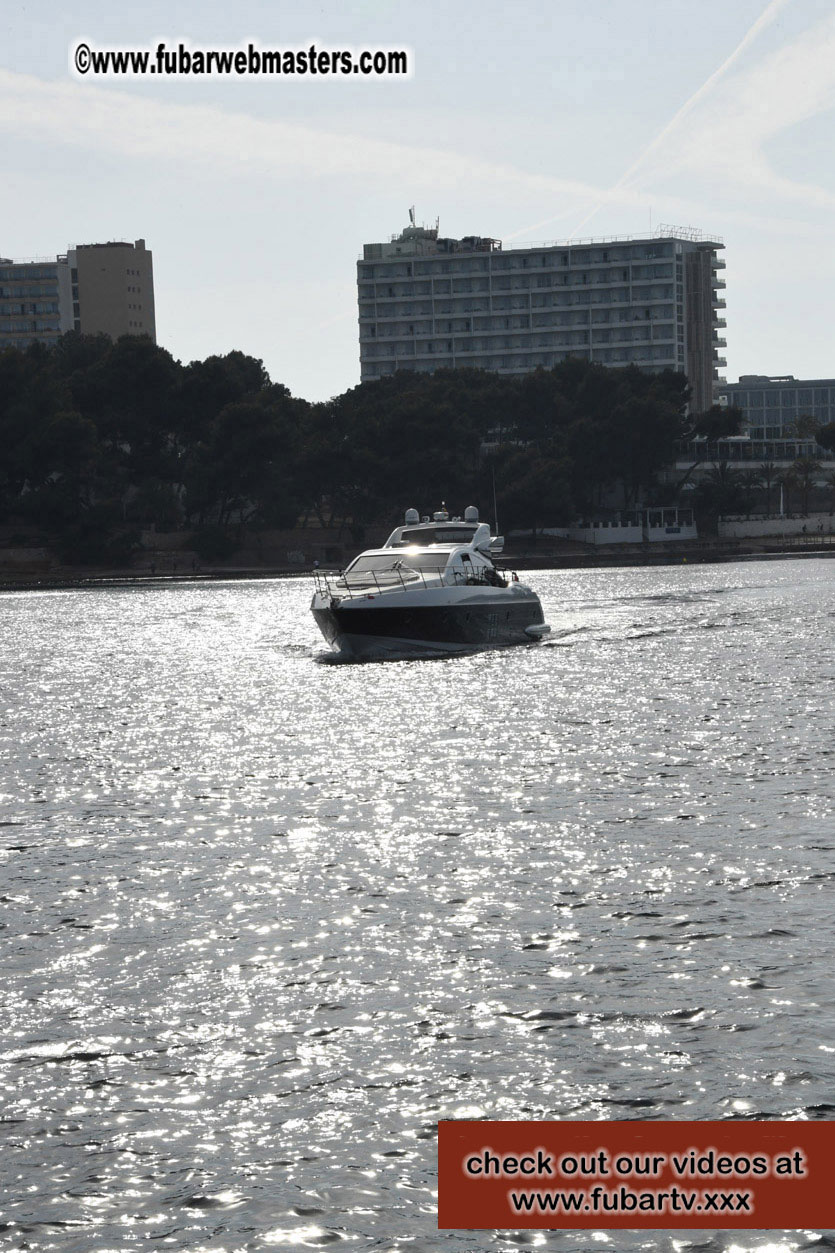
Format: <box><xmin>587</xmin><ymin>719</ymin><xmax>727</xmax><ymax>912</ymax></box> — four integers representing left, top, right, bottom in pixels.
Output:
<box><xmin>358</xmin><ymin>222</ymin><xmax>726</xmax><ymax>413</ymax></box>
<box><xmin>0</xmin><ymin>239</ymin><xmax>155</xmax><ymax>350</ymax></box>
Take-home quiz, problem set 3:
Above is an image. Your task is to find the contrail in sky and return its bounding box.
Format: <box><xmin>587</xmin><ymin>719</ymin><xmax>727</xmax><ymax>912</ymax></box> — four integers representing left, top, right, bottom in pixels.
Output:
<box><xmin>505</xmin><ymin>0</ymin><xmax>791</xmax><ymax>243</ymax></box>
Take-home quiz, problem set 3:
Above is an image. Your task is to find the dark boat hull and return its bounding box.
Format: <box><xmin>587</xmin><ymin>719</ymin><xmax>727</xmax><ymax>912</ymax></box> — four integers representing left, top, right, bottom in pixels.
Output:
<box><xmin>312</xmin><ymin>594</ymin><xmax>545</xmax><ymax>658</ymax></box>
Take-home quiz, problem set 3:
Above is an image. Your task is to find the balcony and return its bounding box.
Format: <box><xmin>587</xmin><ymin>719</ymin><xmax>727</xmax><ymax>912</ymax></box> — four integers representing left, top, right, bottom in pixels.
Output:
<box><xmin>714</xmin><ymin>278</ymin><xmax>726</xmax><ymax>289</ymax></box>
<box><xmin>712</xmin><ymin>297</ymin><xmax>726</xmax><ymax>308</ymax></box>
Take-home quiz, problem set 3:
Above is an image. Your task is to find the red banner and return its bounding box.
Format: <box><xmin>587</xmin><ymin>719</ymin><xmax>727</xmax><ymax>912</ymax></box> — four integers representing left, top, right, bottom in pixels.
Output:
<box><xmin>438</xmin><ymin>1120</ymin><xmax>835</xmax><ymax>1229</ymax></box>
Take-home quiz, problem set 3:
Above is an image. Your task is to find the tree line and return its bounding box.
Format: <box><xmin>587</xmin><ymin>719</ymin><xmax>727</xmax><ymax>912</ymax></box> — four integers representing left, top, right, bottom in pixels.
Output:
<box><xmin>0</xmin><ymin>332</ymin><xmax>749</xmax><ymax>563</ymax></box>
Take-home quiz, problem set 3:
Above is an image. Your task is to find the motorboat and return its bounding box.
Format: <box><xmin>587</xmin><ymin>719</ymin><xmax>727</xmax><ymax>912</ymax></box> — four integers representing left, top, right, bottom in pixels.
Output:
<box><xmin>310</xmin><ymin>505</ymin><xmax>550</xmax><ymax>659</ymax></box>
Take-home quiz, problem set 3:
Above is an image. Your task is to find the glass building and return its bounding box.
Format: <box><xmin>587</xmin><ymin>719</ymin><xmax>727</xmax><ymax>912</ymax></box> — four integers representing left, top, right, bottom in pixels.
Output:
<box><xmin>719</xmin><ymin>375</ymin><xmax>835</xmax><ymax>439</ymax></box>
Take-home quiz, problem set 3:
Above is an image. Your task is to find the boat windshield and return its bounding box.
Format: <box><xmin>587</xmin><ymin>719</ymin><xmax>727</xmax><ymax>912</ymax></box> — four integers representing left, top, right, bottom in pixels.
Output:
<box><xmin>399</xmin><ymin>526</ymin><xmax>477</xmax><ymax>545</ymax></box>
<box><xmin>347</xmin><ymin>551</ymin><xmax>450</xmax><ymax>575</ymax></box>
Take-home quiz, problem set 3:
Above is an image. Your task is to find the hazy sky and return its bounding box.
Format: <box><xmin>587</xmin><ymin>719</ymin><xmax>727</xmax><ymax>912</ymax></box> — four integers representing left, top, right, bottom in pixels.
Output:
<box><xmin>2</xmin><ymin>0</ymin><xmax>834</xmax><ymax>401</ymax></box>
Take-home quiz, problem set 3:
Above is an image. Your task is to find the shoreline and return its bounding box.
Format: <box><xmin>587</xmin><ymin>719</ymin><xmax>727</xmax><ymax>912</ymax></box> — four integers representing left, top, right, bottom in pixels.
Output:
<box><xmin>3</xmin><ymin>540</ymin><xmax>835</xmax><ymax>592</ymax></box>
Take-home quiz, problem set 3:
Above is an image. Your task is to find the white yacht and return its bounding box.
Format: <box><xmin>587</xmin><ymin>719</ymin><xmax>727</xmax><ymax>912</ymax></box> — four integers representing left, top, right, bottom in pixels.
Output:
<box><xmin>311</xmin><ymin>506</ymin><xmax>550</xmax><ymax>659</ymax></box>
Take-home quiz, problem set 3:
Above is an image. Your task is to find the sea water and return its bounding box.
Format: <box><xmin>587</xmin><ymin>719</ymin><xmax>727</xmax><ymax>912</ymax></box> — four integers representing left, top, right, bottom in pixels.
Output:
<box><xmin>1</xmin><ymin>561</ymin><xmax>833</xmax><ymax>1251</ymax></box>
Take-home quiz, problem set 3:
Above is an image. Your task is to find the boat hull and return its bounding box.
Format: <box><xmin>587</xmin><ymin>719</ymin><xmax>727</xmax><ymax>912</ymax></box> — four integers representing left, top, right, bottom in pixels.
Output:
<box><xmin>312</xmin><ymin>589</ymin><xmax>546</xmax><ymax>659</ymax></box>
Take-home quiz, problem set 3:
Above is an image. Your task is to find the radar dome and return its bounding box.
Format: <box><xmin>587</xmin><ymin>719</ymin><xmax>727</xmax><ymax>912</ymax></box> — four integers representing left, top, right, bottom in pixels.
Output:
<box><xmin>464</xmin><ymin>506</ymin><xmax>479</xmax><ymax>522</ymax></box>
<box><xmin>404</xmin><ymin>508</ymin><xmax>420</xmax><ymax>524</ymax></box>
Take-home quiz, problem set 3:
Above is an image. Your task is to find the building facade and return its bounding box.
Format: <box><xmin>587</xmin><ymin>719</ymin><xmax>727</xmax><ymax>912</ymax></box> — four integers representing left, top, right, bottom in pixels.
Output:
<box><xmin>358</xmin><ymin>222</ymin><xmax>726</xmax><ymax>412</ymax></box>
<box><xmin>672</xmin><ymin>374</ymin><xmax>835</xmax><ymax>481</ymax></box>
<box><xmin>0</xmin><ymin>238</ymin><xmax>155</xmax><ymax>350</ymax></box>
<box><xmin>719</xmin><ymin>375</ymin><xmax>835</xmax><ymax>438</ymax></box>
<box><xmin>0</xmin><ymin>259</ymin><xmax>64</xmax><ymax>349</ymax></box>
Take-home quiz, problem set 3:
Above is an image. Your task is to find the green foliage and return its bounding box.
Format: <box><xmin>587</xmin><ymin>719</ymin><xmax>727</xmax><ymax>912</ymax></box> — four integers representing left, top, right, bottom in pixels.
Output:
<box><xmin>54</xmin><ymin>502</ymin><xmax>141</xmax><ymax>567</ymax></box>
<box><xmin>793</xmin><ymin>414</ymin><xmax>820</xmax><ymax>440</ymax></box>
<box><xmin>815</xmin><ymin>423</ymin><xmax>835</xmax><ymax>453</ymax></box>
<box><xmin>689</xmin><ymin>404</ymin><xmax>745</xmax><ymax>441</ymax></box>
<box><xmin>191</xmin><ymin>525</ymin><xmax>238</xmax><ymax>562</ymax></box>
<box><xmin>691</xmin><ymin>461</ymin><xmax>745</xmax><ymax>533</ymax></box>
<box><xmin>0</xmin><ymin>333</ymin><xmax>699</xmax><ymax>558</ymax></box>
<box><xmin>738</xmin><ymin>469</ymin><xmax>763</xmax><ymax>518</ymax></box>
<box><xmin>782</xmin><ymin>457</ymin><xmax>822</xmax><ymax>514</ymax></box>
<box><xmin>126</xmin><ymin>479</ymin><xmax>184</xmax><ymax>529</ymax></box>
<box><xmin>490</xmin><ymin>443</ymin><xmax>574</xmax><ymax>532</ymax></box>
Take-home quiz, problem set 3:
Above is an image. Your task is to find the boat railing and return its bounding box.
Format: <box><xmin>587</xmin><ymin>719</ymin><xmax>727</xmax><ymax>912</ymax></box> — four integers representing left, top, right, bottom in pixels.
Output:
<box><xmin>313</xmin><ymin>564</ymin><xmax>510</xmax><ymax>601</ymax></box>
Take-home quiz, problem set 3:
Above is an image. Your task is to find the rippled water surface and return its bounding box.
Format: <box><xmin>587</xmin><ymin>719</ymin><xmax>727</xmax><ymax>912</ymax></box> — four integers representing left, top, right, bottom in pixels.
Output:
<box><xmin>1</xmin><ymin>562</ymin><xmax>834</xmax><ymax>1252</ymax></box>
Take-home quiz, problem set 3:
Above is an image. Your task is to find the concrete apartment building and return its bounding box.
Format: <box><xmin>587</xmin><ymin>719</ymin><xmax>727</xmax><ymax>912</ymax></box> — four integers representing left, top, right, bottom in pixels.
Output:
<box><xmin>358</xmin><ymin>220</ymin><xmax>726</xmax><ymax>413</ymax></box>
<box><xmin>0</xmin><ymin>239</ymin><xmax>155</xmax><ymax>350</ymax></box>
